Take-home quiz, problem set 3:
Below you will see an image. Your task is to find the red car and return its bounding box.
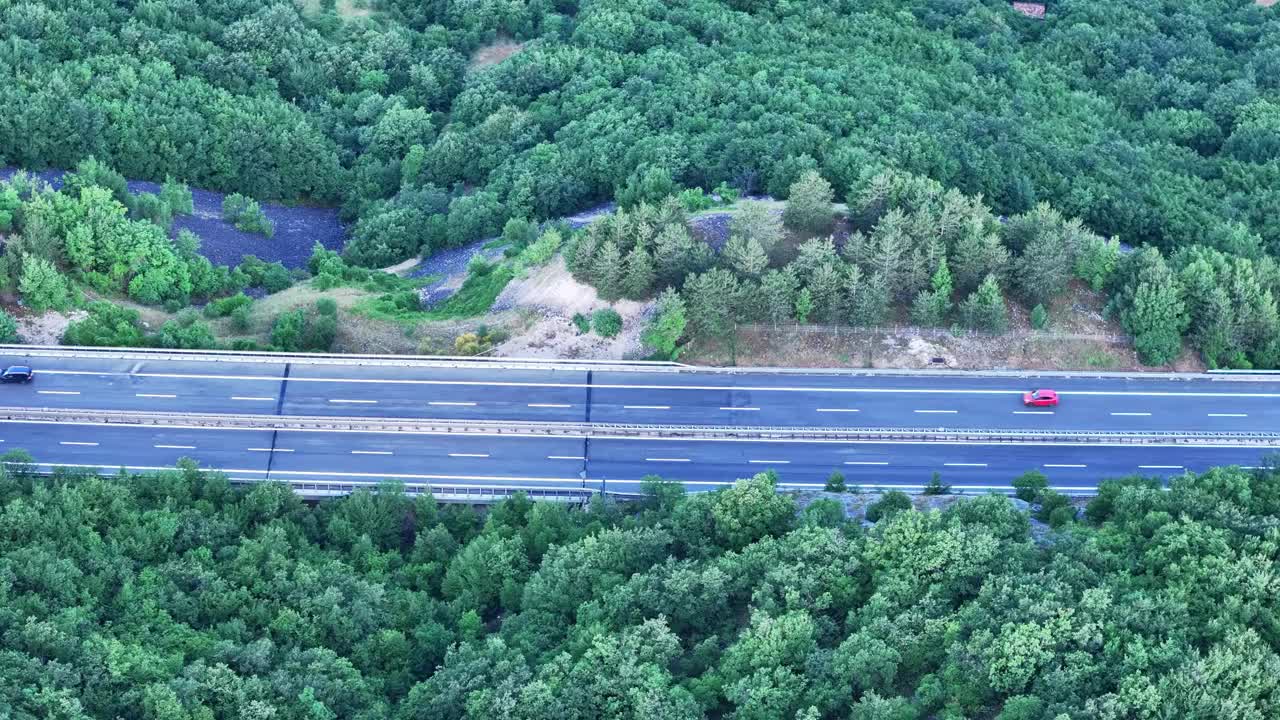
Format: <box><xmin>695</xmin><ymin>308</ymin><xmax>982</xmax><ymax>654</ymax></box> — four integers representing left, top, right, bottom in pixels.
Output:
<box><xmin>1023</xmin><ymin>389</ymin><xmax>1059</xmax><ymax>407</ymax></box>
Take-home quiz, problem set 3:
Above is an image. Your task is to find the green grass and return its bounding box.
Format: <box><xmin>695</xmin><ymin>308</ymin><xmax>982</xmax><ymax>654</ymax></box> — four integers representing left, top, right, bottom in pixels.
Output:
<box><xmin>352</xmin><ymin>266</ymin><xmax>514</xmax><ymax>326</ymax></box>
<box><xmin>426</xmin><ymin>266</ymin><xmax>514</xmax><ymax>319</ymax></box>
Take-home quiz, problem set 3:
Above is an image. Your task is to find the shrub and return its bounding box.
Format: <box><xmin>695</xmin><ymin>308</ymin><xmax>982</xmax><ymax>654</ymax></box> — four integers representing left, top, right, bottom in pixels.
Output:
<box><xmin>315</xmin><ymin>298</ymin><xmax>338</xmax><ymax>317</ymax></box>
<box><xmin>1035</xmin><ymin>490</ymin><xmax>1073</xmax><ymax>526</ymax></box>
<box><xmin>63</xmin><ymin>301</ymin><xmax>146</xmax><ymax>347</ymax></box>
<box><xmin>223</xmin><ymin>193</ymin><xmax>274</xmax><ymax>238</ymax></box>
<box><xmin>230</xmin><ymin>304</ymin><xmax>252</xmax><ymax>332</ymax></box>
<box><xmin>865</xmin><ymin>490</ymin><xmax>912</xmax><ymax>522</ymax></box>
<box><xmin>923</xmin><ymin>472</ymin><xmax>951</xmax><ymax>495</ymax></box>
<box><xmin>1030</xmin><ymin>303</ymin><xmax>1049</xmax><ymax>330</ymax></box>
<box><xmin>157</xmin><ymin>311</ymin><xmax>218</xmax><ymax>349</ymax></box>
<box><xmin>572</xmin><ymin>313</ymin><xmax>590</xmax><ymax>334</ymax></box>
<box><xmin>0</xmin><ymin>309</ymin><xmax>17</xmax><ymax>343</ymax></box>
<box><xmin>801</xmin><ymin>498</ymin><xmax>845</xmax><ymax>528</ymax></box>
<box><xmin>592</xmin><ymin>308</ymin><xmax>623</xmax><ymax>338</ymax></box>
<box><xmin>204</xmin><ymin>293</ymin><xmax>253</xmax><ymax>318</ymax></box>
<box><xmin>678</xmin><ymin>187</ymin><xmax>715</xmax><ymax>212</ymax></box>
<box><xmin>19</xmin><ymin>256</ymin><xmax>70</xmax><ymax>312</ymax></box>
<box><xmin>825</xmin><ymin>470</ymin><xmax>847</xmax><ymax>493</ymax></box>
<box><xmin>1012</xmin><ymin>470</ymin><xmax>1049</xmax><ymax>503</ymax></box>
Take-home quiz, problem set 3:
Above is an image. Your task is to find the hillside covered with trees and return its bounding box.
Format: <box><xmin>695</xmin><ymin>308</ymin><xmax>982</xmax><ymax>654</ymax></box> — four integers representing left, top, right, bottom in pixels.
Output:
<box><xmin>1</xmin><ymin>0</ymin><xmax>1277</xmax><ymax>270</ymax></box>
<box><xmin>0</xmin><ymin>455</ymin><xmax>1277</xmax><ymax>718</ymax></box>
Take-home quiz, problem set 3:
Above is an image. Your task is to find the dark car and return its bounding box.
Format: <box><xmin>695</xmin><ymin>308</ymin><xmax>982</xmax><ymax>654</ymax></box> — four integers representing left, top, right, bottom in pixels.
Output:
<box><xmin>1</xmin><ymin>366</ymin><xmax>34</xmax><ymax>383</ymax></box>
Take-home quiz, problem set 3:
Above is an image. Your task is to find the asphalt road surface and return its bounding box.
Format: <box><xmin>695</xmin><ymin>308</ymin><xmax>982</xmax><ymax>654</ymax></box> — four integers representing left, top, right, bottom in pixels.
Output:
<box><xmin>2</xmin><ymin>353</ymin><xmax>1278</xmax><ymax>494</ymax></box>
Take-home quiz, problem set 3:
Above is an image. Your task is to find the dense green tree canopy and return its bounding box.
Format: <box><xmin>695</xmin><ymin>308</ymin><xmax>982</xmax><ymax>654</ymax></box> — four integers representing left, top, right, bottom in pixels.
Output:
<box><xmin>2</xmin><ymin>457</ymin><xmax>1279</xmax><ymax>718</ymax></box>
<box><xmin>2</xmin><ymin>0</ymin><xmax>1277</xmax><ymax>268</ymax></box>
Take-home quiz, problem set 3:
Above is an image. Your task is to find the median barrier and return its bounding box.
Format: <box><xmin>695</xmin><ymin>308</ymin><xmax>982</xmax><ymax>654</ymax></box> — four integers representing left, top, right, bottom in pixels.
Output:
<box><xmin>6</xmin><ymin>407</ymin><xmax>1280</xmax><ymax>446</ymax></box>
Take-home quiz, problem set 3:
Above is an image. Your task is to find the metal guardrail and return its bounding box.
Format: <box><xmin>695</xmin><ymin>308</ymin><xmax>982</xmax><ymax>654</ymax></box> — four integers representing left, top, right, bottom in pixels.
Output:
<box><xmin>0</xmin><ymin>344</ymin><xmax>686</xmax><ymax>372</ymax></box>
<box><xmin>9</xmin><ymin>343</ymin><xmax>1280</xmax><ymax>382</ymax></box>
<box><xmin>8</xmin><ymin>406</ymin><xmax>1280</xmax><ymax>445</ymax></box>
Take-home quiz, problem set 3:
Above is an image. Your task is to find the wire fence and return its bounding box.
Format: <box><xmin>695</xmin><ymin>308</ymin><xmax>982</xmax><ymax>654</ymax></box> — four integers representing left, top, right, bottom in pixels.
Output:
<box><xmin>735</xmin><ymin>323</ymin><xmax>1131</xmax><ymax>344</ymax></box>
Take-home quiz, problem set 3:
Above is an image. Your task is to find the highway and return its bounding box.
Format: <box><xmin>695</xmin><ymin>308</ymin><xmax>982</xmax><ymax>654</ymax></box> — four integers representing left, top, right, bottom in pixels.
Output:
<box><xmin>2</xmin><ymin>350</ymin><xmax>1279</xmax><ymax>496</ymax></box>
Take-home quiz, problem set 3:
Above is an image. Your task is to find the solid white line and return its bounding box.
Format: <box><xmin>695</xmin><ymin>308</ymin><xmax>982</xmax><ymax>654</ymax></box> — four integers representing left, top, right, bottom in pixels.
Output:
<box><xmin>59</xmin><ymin>441</ymin><xmax>98</xmax><ymax>446</ymax></box>
<box><xmin>1044</xmin><ymin>464</ymin><xmax>1087</xmax><ymax>468</ymax></box>
<box><xmin>155</xmin><ymin>444</ymin><xmax>196</xmax><ymax>450</ymax></box>
<box><xmin>448</xmin><ymin>453</ymin><xmax>489</xmax><ymax>458</ymax></box>
<box><xmin>915</xmin><ymin>409</ymin><xmax>957</xmax><ymax>414</ymax></box>
<box><xmin>816</xmin><ymin>408</ymin><xmax>860</xmax><ymax>413</ymax></box>
<box><xmin>232</xmin><ymin>396</ymin><xmax>273</xmax><ymax>401</ymax></box>
<box><xmin>1013</xmin><ymin>410</ymin><xmax>1054</xmax><ymax>415</ymax></box>
<box><xmin>720</xmin><ymin>407</ymin><xmax>760</xmax><ymax>411</ymax></box>
<box><xmin>944</xmin><ymin>462</ymin><xmax>987</xmax><ymax>467</ymax></box>
<box><xmin>625</xmin><ymin>405</ymin><xmax>670</xmax><ymax>410</ymax></box>
<box><xmin>247</xmin><ymin>447</ymin><xmax>293</xmax><ymax>452</ymax></box>
<box><xmin>1139</xmin><ymin>465</ymin><xmax>1182</xmax><ymax>469</ymax></box>
<box><xmin>1207</xmin><ymin>413</ymin><xmax>1247</xmax><ymax>417</ymax></box>
<box><xmin>32</xmin><ymin>368</ymin><xmax>1280</xmax><ymax>398</ymax></box>
<box><xmin>329</xmin><ymin>399</ymin><xmax>378</xmax><ymax>404</ymax></box>
<box><xmin>137</xmin><ymin>393</ymin><xmax>177</xmax><ymax>398</ymax></box>
<box><xmin>351</xmin><ymin>450</ymin><xmax>392</xmax><ymax>455</ymax></box>
<box><xmin>1111</xmin><ymin>412</ymin><xmax>1152</xmax><ymax>416</ymax></box>
<box><xmin>646</xmin><ymin>457</ymin><xmax>689</xmax><ymax>462</ymax></box>
<box><xmin>429</xmin><ymin>401</ymin><xmax>475</xmax><ymax>406</ymax></box>
<box><xmin>547</xmin><ymin>455</ymin><xmax>585</xmax><ymax>460</ymax></box>
<box><xmin>528</xmin><ymin>403</ymin><xmax>572</xmax><ymax>408</ymax></box>
<box><xmin>38</xmin><ymin>390</ymin><xmax>80</xmax><ymax>395</ymax></box>
<box><xmin>14</xmin><ymin>459</ymin><xmax>1117</xmax><ymax>493</ymax></box>
<box><xmin>749</xmin><ymin>459</ymin><xmax>791</xmax><ymax>464</ymax></box>
<box><xmin>844</xmin><ymin>461</ymin><xmax>889</xmax><ymax>465</ymax></box>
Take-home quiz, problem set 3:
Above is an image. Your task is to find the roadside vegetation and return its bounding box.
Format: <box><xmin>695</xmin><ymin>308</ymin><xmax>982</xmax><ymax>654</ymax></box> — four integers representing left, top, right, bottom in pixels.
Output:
<box><xmin>565</xmin><ymin>171</ymin><xmax>1279</xmax><ymax>368</ymax></box>
<box><xmin>0</xmin><ymin>454</ymin><xmax>1276</xmax><ymax>718</ymax></box>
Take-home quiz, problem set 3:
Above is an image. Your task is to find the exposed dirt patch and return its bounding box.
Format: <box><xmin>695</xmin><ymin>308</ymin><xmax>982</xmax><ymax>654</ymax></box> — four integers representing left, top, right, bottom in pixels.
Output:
<box><xmin>490</xmin><ymin>257</ymin><xmax>653</xmax><ymax>359</ymax></box>
<box><xmin>295</xmin><ymin>0</ymin><xmax>373</xmax><ymax>18</ymax></box>
<box><xmin>1258</xmin><ymin>0</ymin><xmax>1276</xmax><ymax>7</ymax></box>
<box><xmin>14</xmin><ymin>309</ymin><xmax>86</xmax><ymax>345</ymax></box>
<box><xmin>683</xmin><ymin>282</ymin><xmax>1203</xmax><ymax>372</ymax></box>
<box><xmin>470</xmin><ymin>38</ymin><xmax>523</xmax><ymax>70</ymax></box>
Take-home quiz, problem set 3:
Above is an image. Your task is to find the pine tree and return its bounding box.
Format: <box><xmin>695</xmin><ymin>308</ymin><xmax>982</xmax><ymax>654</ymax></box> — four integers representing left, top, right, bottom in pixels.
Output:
<box><xmin>760</xmin><ymin>268</ymin><xmax>798</xmax><ymax>328</ymax></box>
<box><xmin>569</xmin><ymin>232</ymin><xmax>601</xmax><ymax>280</ymax></box>
<box><xmin>730</xmin><ymin>201</ymin><xmax>784</xmax><ymax>257</ymax></box>
<box><xmin>960</xmin><ymin>274</ymin><xmax>1008</xmax><ymax>332</ymax></box>
<box><xmin>808</xmin><ymin>262</ymin><xmax>845</xmax><ymax>325</ymax></box>
<box><xmin>653</xmin><ymin>225</ymin><xmax>712</xmax><ymax>287</ymax></box>
<box><xmin>621</xmin><ymin>246</ymin><xmax>655</xmax><ymax>299</ymax></box>
<box><xmin>685</xmin><ymin>268</ymin><xmax>741</xmax><ymax>340</ymax></box>
<box><xmin>951</xmin><ymin>229</ymin><xmax>1009</xmax><ymax>296</ymax></box>
<box><xmin>911</xmin><ymin>258</ymin><xmax>953</xmax><ymax>326</ymax></box>
<box><xmin>782</xmin><ymin>170</ymin><xmax>835</xmax><ymax>234</ymax></box>
<box><xmin>593</xmin><ymin>241</ymin><xmax>624</xmax><ymax>300</ymax></box>
<box><xmin>794</xmin><ymin>287</ymin><xmax>814</xmax><ymax>324</ymax></box>
<box><xmin>850</xmin><ymin>272</ymin><xmax>890</xmax><ymax>327</ymax></box>
<box><xmin>1124</xmin><ymin>279</ymin><xmax>1189</xmax><ymax>365</ymax></box>
<box><xmin>723</xmin><ymin>236</ymin><xmax>769</xmax><ymax>278</ymax></box>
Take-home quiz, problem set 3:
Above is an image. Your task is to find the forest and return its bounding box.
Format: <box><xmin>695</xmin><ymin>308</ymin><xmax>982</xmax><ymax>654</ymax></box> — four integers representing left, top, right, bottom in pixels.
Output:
<box><xmin>1</xmin><ymin>0</ymin><xmax>1277</xmax><ymax>268</ymax></box>
<box><xmin>0</xmin><ymin>453</ymin><xmax>1277</xmax><ymax>718</ymax></box>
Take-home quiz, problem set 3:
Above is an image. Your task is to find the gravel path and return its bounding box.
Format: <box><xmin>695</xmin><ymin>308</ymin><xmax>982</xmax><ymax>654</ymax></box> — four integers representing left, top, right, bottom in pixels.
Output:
<box><xmin>1</xmin><ymin>167</ymin><xmax>348</xmax><ymax>269</ymax></box>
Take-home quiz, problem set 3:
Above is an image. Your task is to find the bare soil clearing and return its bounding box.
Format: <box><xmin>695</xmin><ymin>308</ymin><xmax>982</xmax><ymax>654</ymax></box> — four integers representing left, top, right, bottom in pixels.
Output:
<box><xmin>683</xmin><ymin>283</ymin><xmax>1204</xmax><ymax>372</ymax></box>
<box><xmin>14</xmin><ymin>309</ymin><xmax>85</xmax><ymax>345</ymax></box>
<box><xmin>470</xmin><ymin>38</ymin><xmax>523</xmax><ymax>70</ymax></box>
<box><xmin>491</xmin><ymin>257</ymin><xmax>652</xmax><ymax>359</ymax></box>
